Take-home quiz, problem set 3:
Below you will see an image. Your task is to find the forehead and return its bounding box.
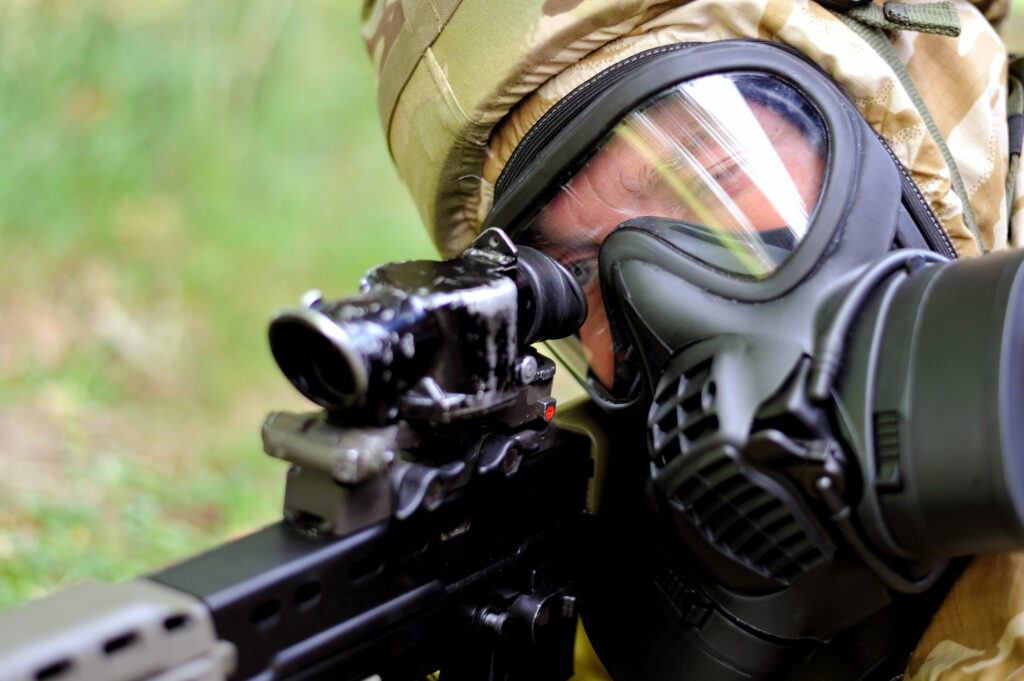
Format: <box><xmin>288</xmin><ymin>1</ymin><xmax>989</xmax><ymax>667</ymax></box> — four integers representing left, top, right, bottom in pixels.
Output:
<box><xmin>531</xmin><ymin>97</ymin><xmax>814</xmax><ymax>242</ymax></box>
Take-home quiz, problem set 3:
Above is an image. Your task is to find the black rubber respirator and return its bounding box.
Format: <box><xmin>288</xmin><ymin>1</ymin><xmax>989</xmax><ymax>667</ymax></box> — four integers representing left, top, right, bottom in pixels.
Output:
<box><xmin>486</xmin><ymin>40</ymin><xmax>1024</xmax><ymax>680</ymax></box>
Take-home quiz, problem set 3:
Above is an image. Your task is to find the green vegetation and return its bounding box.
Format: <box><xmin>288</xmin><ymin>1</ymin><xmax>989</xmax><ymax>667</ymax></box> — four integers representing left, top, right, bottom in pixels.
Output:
<box><xmin>0</xmin><ymin>0</ymin><xmax>433</xmax><ymax>610</ymax></box>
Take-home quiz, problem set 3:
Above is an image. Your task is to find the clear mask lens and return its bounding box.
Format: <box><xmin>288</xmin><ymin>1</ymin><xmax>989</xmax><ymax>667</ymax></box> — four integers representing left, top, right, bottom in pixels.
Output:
<box><xmin>517</xmin><ymin>72</ymin><xmax>828</xmax><ymax>398</ymax></box>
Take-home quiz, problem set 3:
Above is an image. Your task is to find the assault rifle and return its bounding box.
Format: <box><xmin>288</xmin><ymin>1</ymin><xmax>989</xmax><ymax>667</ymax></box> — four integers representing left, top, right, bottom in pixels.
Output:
<box><xmin>0</xmin><ymin>228</ymin><xmax>593</xmax><ymax>681</ymax></box>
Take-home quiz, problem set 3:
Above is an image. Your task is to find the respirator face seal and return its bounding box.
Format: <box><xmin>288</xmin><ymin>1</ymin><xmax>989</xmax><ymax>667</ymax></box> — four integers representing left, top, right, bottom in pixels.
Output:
<box><xmin>486</xmin><ymin>41</ymin><xmax>865</xmax><ymax>405</ymax></box>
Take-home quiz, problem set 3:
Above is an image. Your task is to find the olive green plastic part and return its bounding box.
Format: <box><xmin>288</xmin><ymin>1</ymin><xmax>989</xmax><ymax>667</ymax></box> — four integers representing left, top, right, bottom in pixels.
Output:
<box><xmin>0</xmin><ymin>579</ymin><xmax>235</xmax><ymax>681</ymax></box>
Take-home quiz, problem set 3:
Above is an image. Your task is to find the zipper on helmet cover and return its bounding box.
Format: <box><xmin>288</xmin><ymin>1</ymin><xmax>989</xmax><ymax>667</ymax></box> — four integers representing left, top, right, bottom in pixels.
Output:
<box><xmin>892</xmin><ymin>144</ymin><xmax>959</xmax><ymax>260</ymax></box>
<box><xmin>494</xmin><ymin>42</ymin><xmax>697</xmax><ymax>200</ymax></box>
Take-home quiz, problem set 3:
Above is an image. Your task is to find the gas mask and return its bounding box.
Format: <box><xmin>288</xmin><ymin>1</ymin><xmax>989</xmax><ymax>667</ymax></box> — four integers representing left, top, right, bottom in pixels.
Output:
<box><xmin>485</xmin><ymin>39</ymin><xmax>1024</xmax><ymax>679</ymax></box>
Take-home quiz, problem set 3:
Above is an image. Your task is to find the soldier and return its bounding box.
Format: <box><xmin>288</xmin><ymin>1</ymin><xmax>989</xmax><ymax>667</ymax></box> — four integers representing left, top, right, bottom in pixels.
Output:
<box><xmin>361</xmin><ymin>1</ymin><xmax>1024</xmax><ymax>679</ymax></box>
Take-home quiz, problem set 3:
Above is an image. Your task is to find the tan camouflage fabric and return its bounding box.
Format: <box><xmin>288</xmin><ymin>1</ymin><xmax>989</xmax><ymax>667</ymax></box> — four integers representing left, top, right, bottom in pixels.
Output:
<box><xmin>362</xmin><ymin>1</ymin><xmax>1022</xmax><ymax>679</ymax></box>
<box><xmin>906</xmin><ymin>553</ymin><xmax>1024</xmax><ymax>680</ymax></box>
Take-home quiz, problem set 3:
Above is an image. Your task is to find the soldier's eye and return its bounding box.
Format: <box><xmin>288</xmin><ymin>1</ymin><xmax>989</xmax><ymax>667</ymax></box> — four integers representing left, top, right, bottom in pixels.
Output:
<box><xmin>566</xmin><ymin>257</ymin><xmax>598</xmax><ymax>288</ymax></box>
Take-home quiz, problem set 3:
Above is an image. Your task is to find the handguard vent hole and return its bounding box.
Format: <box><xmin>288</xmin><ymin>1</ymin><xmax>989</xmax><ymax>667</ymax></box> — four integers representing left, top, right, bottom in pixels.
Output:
<box><xmin>349</xmin><ymin>553</ymin><xmax>384</xmax><ymax>581</ymax></box>
<box><xmin>293</xmin><ymin>581</ymin><xmax>322</xmax><ymax>609</ymax></box>
<box><xmin>35</xmin><ymin>660</ymin><xmax>72</xmax><ymax>681</ymax></box>
<box><xmin>251</xmin><ymin>599</ymin><xmax>281</xmax><ymax>629</ymax></box>
<box><xmin>103</xmin><ymin>631</ymin><xmax>138</xmax><ymax>655</ymax></box>
<box><xmin>163</xmin><ymin>614</ymin><xmax>190</xmax><ymax>631</ymax></box>
<box><xmin>396</xmin><ymin>536</ymin><xmax>431</xmax><ymax>562</ymax></box>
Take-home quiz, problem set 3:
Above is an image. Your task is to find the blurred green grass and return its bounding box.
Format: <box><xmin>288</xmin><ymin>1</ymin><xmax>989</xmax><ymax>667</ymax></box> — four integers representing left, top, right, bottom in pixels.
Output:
<box><xmin>0</xmin><ymin>0</ymin><xmax>433</xmax><ymax>610</ymax></box>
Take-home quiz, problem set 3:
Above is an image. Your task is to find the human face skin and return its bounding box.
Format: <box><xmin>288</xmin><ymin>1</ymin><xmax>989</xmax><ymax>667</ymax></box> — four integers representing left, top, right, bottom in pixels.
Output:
<box><xmin>528</xmin><ymin>95</ymin><xmax>825</xmax><ymax>388</ymax></box>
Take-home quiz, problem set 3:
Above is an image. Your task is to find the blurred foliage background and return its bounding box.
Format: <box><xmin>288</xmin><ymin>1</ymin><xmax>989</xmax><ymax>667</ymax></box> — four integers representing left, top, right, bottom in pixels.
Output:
<box><xmin>0</xmin><ymin>0</ymin><xmax>433</xmax><ymax>610</ymax></box>
<box><xmin>3</xmin><ymin>0</ymin><xmax>1024</xmax><ymax>613</ymax></box>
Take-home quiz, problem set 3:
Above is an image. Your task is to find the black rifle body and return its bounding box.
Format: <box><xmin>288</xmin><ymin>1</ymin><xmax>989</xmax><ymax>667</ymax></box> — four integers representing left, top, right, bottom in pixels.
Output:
<box><xmin>150</xmin><ymin>425</ymin><xmax>591</xmax><ymax>681</ymax></box>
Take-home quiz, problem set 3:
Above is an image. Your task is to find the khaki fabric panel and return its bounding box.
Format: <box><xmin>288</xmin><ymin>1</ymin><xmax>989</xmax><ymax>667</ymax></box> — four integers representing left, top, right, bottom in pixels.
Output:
<box><xmin>907</xmin><ymin>553</ymin><xmax>1024</xmax><ymax>680</ymax></box>
<box><xmin>896</xmin><ymin>9</ymin><xmax>1009</xmax><ymax>253</ymax></box>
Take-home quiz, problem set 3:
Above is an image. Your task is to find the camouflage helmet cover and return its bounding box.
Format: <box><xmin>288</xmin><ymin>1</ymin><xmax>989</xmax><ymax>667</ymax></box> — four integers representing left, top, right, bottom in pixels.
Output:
<box><xmin>361</xmin><ymin>0</ymin><xmax>1012</xmax><ymax>259</ymax></box>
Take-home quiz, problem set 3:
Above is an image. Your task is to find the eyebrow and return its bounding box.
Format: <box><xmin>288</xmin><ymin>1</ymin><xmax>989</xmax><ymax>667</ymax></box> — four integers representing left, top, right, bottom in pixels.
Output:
<box><xmin>527</xmin><ymin>227</ymin><xmax>602</xmax><ymax>265</ymax></box>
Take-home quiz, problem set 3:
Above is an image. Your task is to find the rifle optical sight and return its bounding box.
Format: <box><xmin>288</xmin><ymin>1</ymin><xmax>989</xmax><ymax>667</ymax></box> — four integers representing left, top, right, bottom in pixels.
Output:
<box><xmin>268</xmin><ymin>228</ymin><xmax>586</xmax><ymax>424</ymax></box>
<box><xmin>270</xmin><ymin>289</ymin><xmax>436</xmax><ymax>413</ymax></box>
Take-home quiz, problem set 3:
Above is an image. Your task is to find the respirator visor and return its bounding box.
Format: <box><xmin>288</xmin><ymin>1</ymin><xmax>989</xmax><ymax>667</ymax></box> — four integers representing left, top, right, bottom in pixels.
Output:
<box><xmin>511</xmin><ymin>72</ymin><xmax>828</xmax><ymax>397</ymax></box>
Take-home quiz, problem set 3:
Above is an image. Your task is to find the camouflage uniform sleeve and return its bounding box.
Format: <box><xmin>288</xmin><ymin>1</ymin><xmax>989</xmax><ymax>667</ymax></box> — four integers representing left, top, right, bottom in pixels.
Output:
<box><xmin>968</xmin><ymin>0</ymin><xmax>1010</xmax><ymax>30</ymax></box>
<box><xmin>906</xmin><ymin>553</ymin><xmax>1024</xmax><ymax>680</ymax></box>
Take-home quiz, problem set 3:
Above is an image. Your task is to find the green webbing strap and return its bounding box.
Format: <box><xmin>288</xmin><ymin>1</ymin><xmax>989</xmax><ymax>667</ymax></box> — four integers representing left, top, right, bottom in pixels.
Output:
<box><xmin>1006</xmin><ymin>55</ymin><xmax>1024</xmax><ymax>234</ymax></box>
<box><xmin>846</xmin><ymin>1</ymin><xmax>960</xmax><ymax>37</ymax></box>
<box><xmin>833</xmin><ymin>9</ymin><xmax>987</xmax><ymax>255</ymax></box>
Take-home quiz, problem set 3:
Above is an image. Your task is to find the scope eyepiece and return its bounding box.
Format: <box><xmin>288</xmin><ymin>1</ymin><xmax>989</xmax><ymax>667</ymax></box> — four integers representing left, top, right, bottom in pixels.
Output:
<box><xmin>268</xmin><ymin>228</ymin><xmax>587</xmax><ymax>424</ymax></box>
